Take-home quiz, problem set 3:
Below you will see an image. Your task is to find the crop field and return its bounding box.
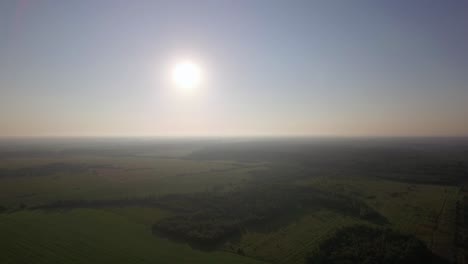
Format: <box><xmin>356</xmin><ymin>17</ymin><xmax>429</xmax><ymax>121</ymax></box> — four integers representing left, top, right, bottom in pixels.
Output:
<box><xmin>0</xmin><ymin>151</ymin><xmax>271</xmax><ymax>263</ymax></box>
<box><xmin>0</xmin><ymin>208</ymin><xmax>264</xmax><ymax>264</ymax></box>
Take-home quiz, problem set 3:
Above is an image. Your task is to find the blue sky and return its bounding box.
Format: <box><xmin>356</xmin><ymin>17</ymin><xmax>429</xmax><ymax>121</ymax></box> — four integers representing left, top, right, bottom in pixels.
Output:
<box><xmin>0</xmin><ymin>0</ymin><xmax>467</xmax><ymax>137</ymax></box>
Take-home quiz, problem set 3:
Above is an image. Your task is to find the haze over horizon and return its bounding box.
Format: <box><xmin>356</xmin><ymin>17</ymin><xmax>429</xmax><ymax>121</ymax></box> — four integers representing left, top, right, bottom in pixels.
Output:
<box><xmin>1</xmin><ymin>0</ymin><xmax>467</xmax><ymax>137</ymax></box>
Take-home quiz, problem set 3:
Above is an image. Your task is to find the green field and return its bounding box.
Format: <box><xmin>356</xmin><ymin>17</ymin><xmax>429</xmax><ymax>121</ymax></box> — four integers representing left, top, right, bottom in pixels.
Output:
<box><xmin>0</xmin><ymin>208</ymin><xmax>265</xmax><ymax>264</ymax></box>
<box><xmin>0</xmin><ymin>139</ymin><xmax>465</xmax><ymax>263</ymax></box>
<box><xmin>0</xmin><ymin>157</ymin><xmax>267</xmax><ymax>207</ymax></box>
<box><xmin>223</xmin><ymin>176</ymin><xmax>460</xmax><ymax>263</ymax></box>
<box><xmin>296</xmin><ymin>176</ymin><xmax>460</xmax><ymax>261</ymax></box>
<box><xmin>0</xmin><ymin>154</ymin><xmax>270</xmax><ymax>264</ymax></box>
<box><xmin>232</xmin><ymin>210</ymin><xmax>364</xmax><ymax>264</ymax></box>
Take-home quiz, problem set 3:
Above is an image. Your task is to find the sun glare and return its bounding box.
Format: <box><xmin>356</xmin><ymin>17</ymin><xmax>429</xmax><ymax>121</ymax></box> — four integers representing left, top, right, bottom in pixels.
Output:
<box><xmin>171</xmin><ymin>61</ymin><xmax>202</xmax><ymax>91</ymax></box>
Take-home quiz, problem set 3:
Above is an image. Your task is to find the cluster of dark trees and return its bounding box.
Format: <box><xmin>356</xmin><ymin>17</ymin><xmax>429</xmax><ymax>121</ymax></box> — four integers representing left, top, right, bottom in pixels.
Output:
<box><xmin>152</xmin><ymin>185</ymin><xmax>387</xmax><ymax>247</ymax></box>
<box><xmin>306</xmin><ymin>225</ymin><xmax>448</xmax><ymax>264</ymax></box>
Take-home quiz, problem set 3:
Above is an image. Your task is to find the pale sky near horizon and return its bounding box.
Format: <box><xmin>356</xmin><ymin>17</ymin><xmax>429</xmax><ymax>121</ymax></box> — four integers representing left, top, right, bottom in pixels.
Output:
<box><xmin>0</xmin><ymin>0</ymin><xmax>467</xmax><ymax>137</ymax></box>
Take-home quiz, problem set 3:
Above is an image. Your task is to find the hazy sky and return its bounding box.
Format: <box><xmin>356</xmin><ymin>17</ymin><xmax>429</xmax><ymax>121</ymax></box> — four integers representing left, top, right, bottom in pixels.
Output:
<box><xmin>1</xmin><ymin>0</ymin><xmax>467</xmax><ymax>137</ymax></box>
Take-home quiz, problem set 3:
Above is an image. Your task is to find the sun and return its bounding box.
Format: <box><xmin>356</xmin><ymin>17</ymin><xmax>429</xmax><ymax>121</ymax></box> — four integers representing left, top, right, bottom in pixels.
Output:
<box><xmin>171</xmin><ymin>61</ymin><xmax>202</xmax><ymax>91</ymax></box>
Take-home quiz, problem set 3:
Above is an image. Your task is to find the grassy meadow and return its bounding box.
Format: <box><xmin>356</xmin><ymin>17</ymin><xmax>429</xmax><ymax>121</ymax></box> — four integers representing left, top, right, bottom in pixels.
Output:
<box><xmin>0</xmin><ymin>209</ymin><xmax>264</xmax><ymax>264</ymax></box>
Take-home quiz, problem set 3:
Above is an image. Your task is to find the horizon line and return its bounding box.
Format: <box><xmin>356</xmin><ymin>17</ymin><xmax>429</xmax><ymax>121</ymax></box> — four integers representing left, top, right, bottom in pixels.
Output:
<box><xmin>1</xmin><ymin>135</ymin><xmax>468</xmax><ymax>140</ymax></box>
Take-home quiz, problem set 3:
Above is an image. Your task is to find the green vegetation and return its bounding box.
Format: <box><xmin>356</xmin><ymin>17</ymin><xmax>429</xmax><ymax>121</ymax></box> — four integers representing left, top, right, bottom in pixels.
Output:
<box><xmin>306</xmin><ymin>225</ymin><xmax>446</xmax><ymax>264</ymax></box>
<box><xmin>0</xmin><ymin>209</ymin><xmax>263</xmax><ymax>264</ymax></box>
<box><xmin>233</xmin><ymin>210</ymin><xmax>365</xmax><ymax>263</ymax></box>
<box><xmin>296</xmin><ymin>175</ymin><xmax>460</xmax><ymax>253</ymax></box>
<box><xmin>0</xmin><ymin>157</ymin><xmax>266</xmax><ymax>208</ymax></box>
<box><xmin>0</xmin><ymin>139</ymin><xmax>466</xmax><ymax>263</ymax></box>
<box><xmin>153</xmin><ymin>184</ymin><xmax>386</xmax><ymax>247</ymax></box>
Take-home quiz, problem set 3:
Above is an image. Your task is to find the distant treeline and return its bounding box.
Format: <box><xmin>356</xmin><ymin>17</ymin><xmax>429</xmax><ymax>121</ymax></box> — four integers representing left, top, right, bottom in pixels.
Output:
<box><xmin>190</xmin><ymin>144</ymin><xmax>468</xmax><ymax>185</ymax></box>
<box><xmin>31</xmin><ymin>196</ymin><xmax>163</xmax><ymax>210</ymax></box>
<box><xmin>0</xmin><ymin>163</ymin><xmax>113</xmax><ymax>178</ymax></box>
<box><xmin>353</xmin><ymin>159</ymin><xmax>467</xmax><ymax>185</ymax></box>
<box><xmin>306</xmin><ymin>225</ymin><xmax>448</xmax><ymax>264</ymax></box>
